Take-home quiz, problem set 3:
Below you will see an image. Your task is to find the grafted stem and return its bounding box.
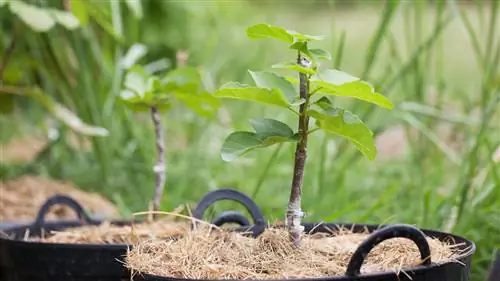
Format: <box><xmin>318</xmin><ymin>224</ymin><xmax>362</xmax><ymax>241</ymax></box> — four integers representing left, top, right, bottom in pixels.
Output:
<box><xmin>151</xmin><ymin>106</ymin><xmax>166</xmax><ymax>218</ymax></box>
<box><xmin>286</xmin><ymin>53</ymin><xmax>310</xmax><ymax>246</ymax></box>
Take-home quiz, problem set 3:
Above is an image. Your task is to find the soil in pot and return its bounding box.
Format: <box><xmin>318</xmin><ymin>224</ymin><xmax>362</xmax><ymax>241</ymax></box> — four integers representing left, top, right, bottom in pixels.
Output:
<box><xmin>0</xmin><ymin>175</ymin><xmax>117</xmax><ymax>222</ymax></box>
<box><xmin>125</xmin><ymin>224</ymin><xmax>468</xmax><ymax>280</ymax></box>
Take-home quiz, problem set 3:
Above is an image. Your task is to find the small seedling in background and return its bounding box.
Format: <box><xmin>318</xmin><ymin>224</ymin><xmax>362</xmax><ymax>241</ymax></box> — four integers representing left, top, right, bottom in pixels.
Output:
<box><xmin>120</xmin><ymin>60</ymin><xmax>220</xmax><ymax>217</ymax></box>
<box><xmin>214</xmin><ymin>23</ymin><xmax>394</xmax><ymax>245</ymax></box>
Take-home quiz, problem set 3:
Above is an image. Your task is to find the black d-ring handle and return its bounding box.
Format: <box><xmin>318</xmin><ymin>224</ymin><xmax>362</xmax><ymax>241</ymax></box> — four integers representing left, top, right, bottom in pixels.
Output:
<box><xmin>212</xmin><ymin>211</ymin><xmax>250</xmax><ymax>227</ymax></box>
<box><xmin>194</xmin><ymin>188</ymin><xmax>267</xmax><ymax>236</ymax></box>
<box><xmin>34</xmin><ymin>194</ymin><xmax>94</xmax><ymax>226</ymax></box>
<box><xmin>345</xmin><ymin>224</ymin><xmax>432</xmax><ymax>277</ymax></box>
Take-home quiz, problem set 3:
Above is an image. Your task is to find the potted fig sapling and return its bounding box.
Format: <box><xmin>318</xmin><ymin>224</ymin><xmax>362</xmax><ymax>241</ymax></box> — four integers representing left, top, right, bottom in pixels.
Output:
<box><xmin>0</xmin><ymin>59</ymin><xmax>227</xmax><ymax>281</ymax></box>
<box><xmin>125</xmin><ymin>24</ymin><xmax>475</xmax><ymax>281</ymax></box>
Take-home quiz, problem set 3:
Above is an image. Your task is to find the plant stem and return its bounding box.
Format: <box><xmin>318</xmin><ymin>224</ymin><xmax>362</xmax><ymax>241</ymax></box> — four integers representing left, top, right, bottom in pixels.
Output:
<box><xmin>286</xmin><ymin>53</ymin><xmax>310</xmax><ymax>246</ymax></box>
<box><xmin>151</xmin><ymin>106</ymin><xmax>166</xmax><ymax>217</ymax></box>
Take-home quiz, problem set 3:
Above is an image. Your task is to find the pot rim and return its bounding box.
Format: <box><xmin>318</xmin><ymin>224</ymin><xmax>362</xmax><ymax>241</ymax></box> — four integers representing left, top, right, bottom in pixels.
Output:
<box><xmin>0</xmin><ymin>221</ymin><xmax>476</xmax><ymax>256</ymax></box>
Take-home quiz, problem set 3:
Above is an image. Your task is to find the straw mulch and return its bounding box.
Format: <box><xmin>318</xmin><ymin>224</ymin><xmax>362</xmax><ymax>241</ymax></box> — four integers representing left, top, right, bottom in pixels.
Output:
<box><xmin>127</xmin><ymin>225</ymin><xmax>466</xmax><ymax>280</ymax></box>
<box><xmin>31</xmin><ymin>219</ymin><xmax>188</xmax><ymax>245</ymax></box>
<box><xmin>0</xmin><ymin>136</ymin><xmax>47</xmax><ymax>164</ymax></box>
<box><xmin>0</xmin><ymin>175</ymin><xmax>118</xmax><ymax>221</ymax></box>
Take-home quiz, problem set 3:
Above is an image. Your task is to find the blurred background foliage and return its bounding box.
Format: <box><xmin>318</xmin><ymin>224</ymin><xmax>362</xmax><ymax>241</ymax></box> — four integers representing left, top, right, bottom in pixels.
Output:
<box><xmin>0</xmin><ymin>1</ymin><xmax>499</xmax><ymax>280</ymax></box>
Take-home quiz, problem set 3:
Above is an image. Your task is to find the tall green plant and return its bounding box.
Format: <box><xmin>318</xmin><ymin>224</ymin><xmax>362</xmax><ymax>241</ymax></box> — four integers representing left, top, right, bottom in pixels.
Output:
<box><xmin>120</xmin><ymin>64</ymin><xmax>220</xmax><ymax>214</ymax></box>
<box><xmin>214</xmin><ymin>23</ymin><xmax>394</xmax><ymax>244</ymax></box>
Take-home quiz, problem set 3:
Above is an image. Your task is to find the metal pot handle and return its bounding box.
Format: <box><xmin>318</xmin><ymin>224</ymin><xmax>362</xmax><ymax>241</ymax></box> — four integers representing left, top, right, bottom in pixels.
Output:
<box><xmin>194</xmin><ymin>188</ymin><xmax>266</xmax><ymax>236</ymax></box>
<box><xmin>34</xmin><ymin>194</ymin><xmax>95</xmax><ymax>226</ymax></box>
<box><xmin>211</xmin><ymin>211</ymin><xmax>250</xmax><ymax>227</ymax></box>
<box><xmin>345</xmin><ymin>224</ymin><xmax>432</xmax><ymax>277</ymax></box>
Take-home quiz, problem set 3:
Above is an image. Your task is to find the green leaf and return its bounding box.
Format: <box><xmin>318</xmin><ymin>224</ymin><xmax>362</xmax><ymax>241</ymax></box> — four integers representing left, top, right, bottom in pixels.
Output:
<box><xmin>250</xmin><ymin>118</ymin><xmax>294</xmax><ymax>140</ymax></box>
<box><xmin>311</xmin><ymin>69</ymin><xmax>394</xmax><ymax>109</ymax></box>
<box><xmin>70</xmin><ymin>0</ymin><xmax>88</xmax><ymax>26</ymax></box>
<box><xmin>125</xmin><ymin>0</ymin><xmax>142</xmax><ymax>19</ymax></box>
<box><xmin>272</xmin><ymin>61</ymin><xmax>316</xmax><ymax>75</ymax></box>
<box><xmin>121</xmin><ymin>44</ymin><xmax>148</xmax><ymax>69</ymax></box>
<box><xmin>308</xmin><ymin>108</ymin><xmax>376</xmax><ymax>160</ymax></box>
<box><xmin>1</xmin><ymin>87</ymin><xmax>108</xmax><ymax>136</ymax></box>
<box><xmin>221</xmin><ymin>118</ymin><xmax>297</xmax><ymax>161</ymax></box>
<box><xmin>50</xmin><ymin>9</ymin><xmax>80</xmax><ymax>29</ymax></box>
<box><xmin>246</xmin><ymin>23</ymin><xmax>323</xmax><ymax>44</ymax></box>
<box><xmin>309</xmin><ymin>48</ymin><xmax>331</xmax><ymax>60</ymax></box>
<box><xmin>9</xmin><ymin>1</ymin><xmax>55</xmax><ymax>32</ymax></box>
<box><xmin>0</xmin><ymin>95</ymin><xmax>15</xmax><ymax>115</ymax></box>
<box><xmin>248</xmin><ymin>70</ymin><xmax>296</xmax><ymax>101</ymax></box>
<box><xmin>246</xmin><ymin>23</ymin><xmax>294</xmax><ymax>43</ymax></box>
<box><xmin>214</xmin><ymin>82</ymin><xmax>291</xmax><ymax>108</ymax></box>
<box><xmin>123</xmin><ymin>66</ymin><xmax>148</xmax><ymax>97</ymax></box>
<box><xmin>175</xmin><ymin>91</ymin><xmax>221</xmax><ymax>118</ymax></box>
<box><xmin>0</xmin><ymin>0</ymin><xmax>8</xmax><ymax>7</ymax></box>
<box><xmin>221</xmin><ymin>132</ymin><xmax>264</xmax><ymax>162</ymax></box>
<box><xmin>162</xmin><ymin>66</ymin><xmax>201</xmax><ymax>93</ymax></box>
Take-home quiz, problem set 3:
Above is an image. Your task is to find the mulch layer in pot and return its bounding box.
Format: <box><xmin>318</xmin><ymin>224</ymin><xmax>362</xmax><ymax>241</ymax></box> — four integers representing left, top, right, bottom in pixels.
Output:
<box><xmin>125</xmin><ymin>189</ymin><xmax>475</xmax><ymax>281</ymax></box>
<box><xmin>0</xmin><ymin>189</ymin><xmax>260</xmax><ymax>281</ymax></box>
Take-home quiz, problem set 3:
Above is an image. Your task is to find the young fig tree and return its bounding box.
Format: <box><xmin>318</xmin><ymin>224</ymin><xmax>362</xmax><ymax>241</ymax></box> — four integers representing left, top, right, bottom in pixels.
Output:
<box><xmin>214</xmin><ymin>24</ymin><xmax>394</xmax><ymax>245</ymax></box>
<box><xmin>120</xmin><ymin>63</ymin><xmax>220</xmax><ymax>217</ymax></box>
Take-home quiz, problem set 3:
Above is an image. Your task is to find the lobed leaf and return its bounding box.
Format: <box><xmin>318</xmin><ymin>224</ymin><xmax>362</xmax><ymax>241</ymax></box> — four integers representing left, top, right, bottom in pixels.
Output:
<box><xmin>311</xmin><ymin>69</ymin><xmax>394</xmax><ymax>109</ymax></box>
<box><xmin>307</xmin><ymin>106</ymin><xmax>377</xmax><ymax>160</ymax></box>
<box><xmin>214</xmin><ymin>82</ymin><xmax>291</xmax><ymax>108</ymax></box>
<box><xmin>221</xmin><ymin>118</ymin><xmax>297</xmax><ymax>161</ymax></box>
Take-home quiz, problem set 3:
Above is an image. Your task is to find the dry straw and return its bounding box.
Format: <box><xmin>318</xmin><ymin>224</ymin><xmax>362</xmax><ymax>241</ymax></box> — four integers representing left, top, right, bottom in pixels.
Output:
<box><xmin>0</xmin><ymin>175</ymin><xmax>117</xmax><ymax>221</ymax></box>
<box><xmin>126</xmin><ymin>220</ymin><xmax>468</xmax><ymax>280</ymax></box>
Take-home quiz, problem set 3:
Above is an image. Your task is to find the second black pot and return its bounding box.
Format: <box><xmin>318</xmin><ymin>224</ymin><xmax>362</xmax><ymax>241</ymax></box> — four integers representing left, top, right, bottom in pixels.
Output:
<box><xmin>0</xmin><ymin>192</ymin><xmax>259</xmax><ymax>281</ymax></box>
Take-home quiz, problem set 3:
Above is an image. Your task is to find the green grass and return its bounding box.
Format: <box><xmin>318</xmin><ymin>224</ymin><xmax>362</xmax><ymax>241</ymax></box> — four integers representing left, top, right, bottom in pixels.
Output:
<box><xmin>1</xmin><ymin>1</ymin><xmax>499</xmax><ymax>281</ymax></box>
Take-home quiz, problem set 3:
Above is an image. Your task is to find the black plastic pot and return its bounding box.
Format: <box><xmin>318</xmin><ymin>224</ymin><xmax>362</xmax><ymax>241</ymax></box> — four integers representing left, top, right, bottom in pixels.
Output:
<box><xmin>134</xmin><ymin>189</ymin><xmax>476</xmax><ymax>281</ymax></box>
<box><xmin>486</xmin><ymin>250</ymin><xmax>500</xmax><ymax>281</ymax></box>
<box><xmin>0</xmin><ymin>193</ymin><xmax>253</xmax><ymax>281</ymax></box>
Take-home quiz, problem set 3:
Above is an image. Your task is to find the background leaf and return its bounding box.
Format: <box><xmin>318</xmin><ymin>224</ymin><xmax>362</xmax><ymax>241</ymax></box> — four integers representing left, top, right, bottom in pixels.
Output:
<box><xmin>249</xmin><ymin>70</ymin><xmax>297</xmax><ymax>101</ymax></box>
<box><xmin>175</xmin><ymin>91</ymin><xmax>220</xmax><ymax>118</ymax></box>
<box><xmin>9</xmin><ymin>1</ymin><xmax>55</xmax><ymax>32</ymax></box>
<box><xmin>308</xmin><ymin>107</ymin><xmax>377</xmax><ymax>160</ymax></box>
<box><xmin>214</xmin><ymin>82</ymin><xmax>291</xmax><ymax>108</ymax></box>
<box><xmin>70</xmin><ymin>0</ymin><xmax>89</xmax><ymax>26</ymax></box>
<box><xmin>125</xmin><ymin>0</ymin><xmax>143</xmax><ymax>19</ymax></box>
<box><xmin>0</xmin><ymin>95</ymin><xmax>15</xmax><ymax>115</ymax></box>
<box><xmin>121</xmin><ymin>44</ymin><xmax>148</xmax><ymax>70</ymax></box>
<box><xmin>50</xmin><ymin>9</ymin><xmax>80</xmax><ymax>29</ymax></box>
<box><xmin>311</xmin><ymin>69</ymin><xmax>394</xmax><ymax>109</ymax></box>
